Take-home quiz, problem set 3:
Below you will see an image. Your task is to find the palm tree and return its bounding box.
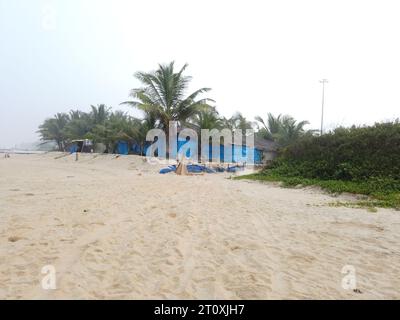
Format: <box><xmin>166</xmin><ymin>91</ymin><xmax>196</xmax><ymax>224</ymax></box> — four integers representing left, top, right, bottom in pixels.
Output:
<box><xmin>221</xmin><ymin>112</ymin><xmax>255</xmax><ymax>136</ymax></box>
<box><xmin>134</xmin><ymin>113</ymin><xmax>158</xmax><ymax>155</ymax></box>
<box><xmin>278</xmin><ymin>115</ymin><xmax>311</xmax><ymax>147</ymax></box>
<box><xmin>63</xmin><ymin>106</ymin><xmax>111</xmax><ymax>143</ymax></box>
<box><xmin>37</xmin><ymin>113</ymin><xmax>70</xmax><ymax>151</ymax></box>
<box><xmin>90</xmin><ymin>104</ymin><xmax>110</xmax><ymax>126</ymax></box>
<box><xmin>255</xmin><ymin>113</ymin><xmax>312</xmax><ymax>147</ymax></box>
<box><xmin>220</xmin><ymin>116</ymin><xmax>236</xmax><ymax>131</ymax></box>
<box><xmin>186</xmin><ymin>106</ymin><xmax>222</xmax><ymax>159</ymax></box>
<box><xmin>81</xmin><ymin>104</ymin><xmax>112</xmax><ymax>150</ymax></box>
<box><xmin>63</xmin><ymin>110</ymin><xmax>92</xmax><ymax>140</ymax></box>
<box><xmin>121</xmin><ymin>62</ymin><xmax>213</xmax><ymax>155</ymax></box>
<box><xmin>232</xmin><ymin>112</ymin><xmax>255</xmax><ymax>132</ymax></box>
<box><xmin>85</xmin><ymin>110</ymin><xmax>127</xmax><ymax>153</ymax></box>
<box><xmin>255</xmin><ymin>113</ymin><xmax>283</xmax><ymax>140</ymax></box>
<box><xmin>189</xmin><ymin>106</ymin><xmax>222</xmax><ymax>130</ymax></box>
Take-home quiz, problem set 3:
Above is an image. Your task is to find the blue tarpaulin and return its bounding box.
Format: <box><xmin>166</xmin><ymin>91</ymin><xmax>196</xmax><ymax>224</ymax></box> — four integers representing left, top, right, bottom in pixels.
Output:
<box><xmin>159</xmin><ymin>165</ymin><xmax>177</xmax><ymax>174</ymax></box>
<box><xmin>207</xmin><ymin>144</ymin><xmax>261</xmax><ymax>164</ymax></box>
<box><xmin>117</xmin><ymin>141</ymin><xmax>129</xmax><ymax>155</ymax></box>
<box><xmin>131</xmin><ymin>143</ymin><xmax>142</xmax><ymax>155</ymax></box>
<box><xmin>68</xmin><ymin>144</ymin><xmax>78</xmax><ymax>154</ymax></box>
<box><xmin>159</xmin><ymin>164</ymin><xmax>216</xmax><ymax>174</ymax></box>
<box><xmin>129</xmin><ymin>139</ymin><xmax>263</xmax><ymax>164</ymax></box>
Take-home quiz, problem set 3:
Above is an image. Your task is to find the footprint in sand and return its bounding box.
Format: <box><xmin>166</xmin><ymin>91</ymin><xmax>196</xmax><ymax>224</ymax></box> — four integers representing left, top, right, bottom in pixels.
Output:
<box><xmin>8</xmin><ymin>236</ymin><xmax>23</xmax><ymax>243</ymax></box>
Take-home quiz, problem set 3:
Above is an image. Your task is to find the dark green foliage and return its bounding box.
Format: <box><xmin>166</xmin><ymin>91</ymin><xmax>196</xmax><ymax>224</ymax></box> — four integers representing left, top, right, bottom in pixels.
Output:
<box><xmin>273</xmin><ymin>121</ymin><xmax>400</xmax><ymax>181</ymax></box>
<box><xmin>38</xmin><ymin>105</ymin><xmax>148</xmax><ymax>153</ymax></box>
<box><xmin>121</xmin><ymin>61</ymin><xmax>214</xmax><ymax>133</ymax></box>
<box><xmin>236</xmin><ymin>121</ymin><xmax>400</xmax><ymax>208</ymax></box>
<box><xmin>255</xmin><ymin>113</ymin><xmax>316</xmax><ymax>147</ymax></box>
<box><xmin>37</xmin><ymin>113</ymin><xmax>70</xmax><ymax>151</ymax></box>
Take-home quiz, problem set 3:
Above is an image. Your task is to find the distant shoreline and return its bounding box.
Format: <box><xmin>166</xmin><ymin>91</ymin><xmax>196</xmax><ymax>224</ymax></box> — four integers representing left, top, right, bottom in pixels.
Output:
<box><xmin>0</xmin><ymin>149</ymin><xmax>46</xmax><ymax>155</ymax></box>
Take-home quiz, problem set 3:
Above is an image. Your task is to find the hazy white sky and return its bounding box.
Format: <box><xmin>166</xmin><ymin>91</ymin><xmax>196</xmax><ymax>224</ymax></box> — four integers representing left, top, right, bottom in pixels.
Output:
<box><xmin>1</xmin><ymin>0</ymin><xmax>399</xmax><ymax>147</ymax></box>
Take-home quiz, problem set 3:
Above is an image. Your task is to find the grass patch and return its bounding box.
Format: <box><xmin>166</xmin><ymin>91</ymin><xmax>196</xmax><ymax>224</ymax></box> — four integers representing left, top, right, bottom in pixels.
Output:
<box><xmin>328</xmin><ymin>201</ymin><xmax>378</xmax><ymax>211</ymax></box>
<box><xmin>235</xmin><ymin>172</ymin><xmax>400</xmax><ymax>210</ymax></box>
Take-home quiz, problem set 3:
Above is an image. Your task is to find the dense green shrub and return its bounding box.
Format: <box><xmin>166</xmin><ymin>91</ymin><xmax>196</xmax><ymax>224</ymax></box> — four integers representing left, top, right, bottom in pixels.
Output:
<box><xmin>269</xmin><ymin>121</ymin><xmax>400</xmax><ymax>181</ymax></box>
<box><xmin>235</xmin><ymin>121</ymin><xmax>400</xmax><ymax>208</ymax></box>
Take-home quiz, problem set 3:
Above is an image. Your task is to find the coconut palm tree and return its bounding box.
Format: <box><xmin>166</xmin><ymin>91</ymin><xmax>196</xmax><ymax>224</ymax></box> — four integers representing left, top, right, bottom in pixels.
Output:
<box><xmin>90</xmin><ymin>104</ymin><xmax>110</xmax><ymax>126</ymax></box>
<box><xmin>220</xmin><ymin>116</ymin><xmax>236</xmax><ymax>131</ymax></box>
<box><xmin>85</xmin><ymin>110</ymin><xmax>129</xmax><ymax>153</ymax></box>
<box><xmin>255</xmin><ymin>113</ymin><xmax>312</xmax><ymax>147</ymax></box>
<box><xmin>189</xmin><ymin>106</ymin><xmax>222</xmax><ymax>130</ymax></box>
<box><xmin>232</xmin><ymin>112</ymin><xmax>255</xmax><ymax>132</ymax></box>
<box><xmin>255</xmin><ymin>113</ymin><xmax>282</xmax><ymax>140</ymax></box>
<box><xmin>37</xmin><ymin>113</ymin><xmax>70</xmax><ymax>151</ymax></box>
<box><xmin>277</xmin><ymin>115</ymin><xmax>311</xmax><ymax>147</ymax></box>
<box><xmin>134</xmin><ymin>112</ymin><xmax>159</xmax><ymax>155</ymax></box>
<box><xmin>186</xmin><ymin>106</ymin><xmax>222</xmax><ymax>159</ymax></box>
<box><xmin>221</xmin><ymin>112</ymin><xmax>255</xmax><ymax>134</ymax></box>
<box><xmin>121</xmin><ymin>62</ymin><xmax>213</xmax><ymax>155</ymax></box>
<box><xmin>63</xmin><ymin>110</ymin><xmax>92</xmax><ymax>140</ymax></box>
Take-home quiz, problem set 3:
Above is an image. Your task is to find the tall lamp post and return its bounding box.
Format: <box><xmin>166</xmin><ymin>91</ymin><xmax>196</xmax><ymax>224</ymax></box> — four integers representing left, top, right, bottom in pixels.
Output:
<box><xmin>319</xmin><ymin>79</ymin><xmax>328</xmax><ymax>135</ymax></box>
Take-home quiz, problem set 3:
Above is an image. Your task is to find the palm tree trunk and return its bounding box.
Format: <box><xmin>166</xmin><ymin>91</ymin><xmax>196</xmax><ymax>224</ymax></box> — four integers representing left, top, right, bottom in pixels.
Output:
<box><xmin>165</xmin><ymin>126</ymin><xmax>170</xmax><ymax>159</ymax></box>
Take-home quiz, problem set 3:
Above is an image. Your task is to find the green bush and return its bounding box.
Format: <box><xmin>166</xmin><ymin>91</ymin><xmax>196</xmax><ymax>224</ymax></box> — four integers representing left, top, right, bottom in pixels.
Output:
<box><xmin>270</xmin><ymin>121</ymin><xmax>400</xmax><ymax>181</ymax></box>
<box><xmin>236</xmin><ymin>121</ymin><xmax>400</xmax><ymax>208</ymax></box>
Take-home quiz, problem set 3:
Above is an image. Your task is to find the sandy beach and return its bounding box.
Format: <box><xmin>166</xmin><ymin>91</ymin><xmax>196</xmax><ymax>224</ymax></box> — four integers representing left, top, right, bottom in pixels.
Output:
<box><xmin>0</xmin><ymin>153</ymin><xmax>399</xmax><ymax>299</ymax></box>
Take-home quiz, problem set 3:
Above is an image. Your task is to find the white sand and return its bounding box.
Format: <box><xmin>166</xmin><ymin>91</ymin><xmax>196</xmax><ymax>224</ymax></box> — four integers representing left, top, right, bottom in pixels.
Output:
<box><xmin>0</xmin><ymin>153</ymin><xmax>399</xmax><ymax>299</ymax></box>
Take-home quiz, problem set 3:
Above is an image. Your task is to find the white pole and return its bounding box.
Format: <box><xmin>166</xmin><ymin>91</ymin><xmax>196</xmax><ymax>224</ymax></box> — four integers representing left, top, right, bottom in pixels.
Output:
<box><xmin>319</xmin><ymin>79</ymin><xmax>328</xmax><ymax>135</ymax></box>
